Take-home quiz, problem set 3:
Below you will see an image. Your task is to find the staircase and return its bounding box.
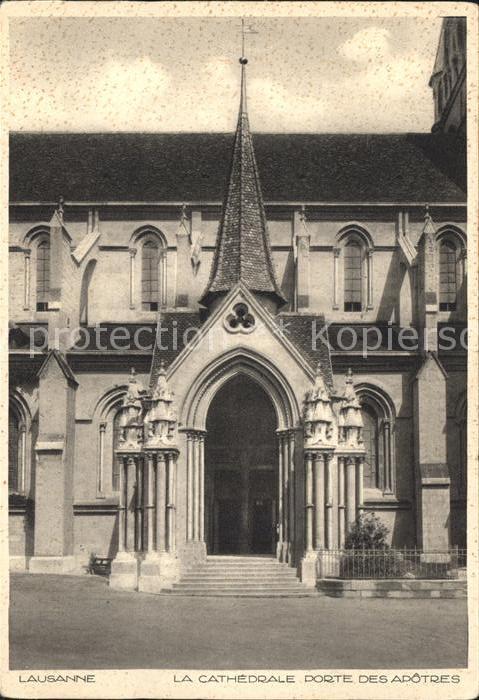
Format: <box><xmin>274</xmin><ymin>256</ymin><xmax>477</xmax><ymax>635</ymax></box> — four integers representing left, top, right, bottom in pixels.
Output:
<box><xmin>162</xmin><ymin>556</ymin><xmax>317</xmax><ymax>597</ymax></box>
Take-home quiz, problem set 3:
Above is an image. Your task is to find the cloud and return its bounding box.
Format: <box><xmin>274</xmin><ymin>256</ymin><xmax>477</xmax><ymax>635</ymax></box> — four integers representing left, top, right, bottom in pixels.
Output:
<box><xmin>309</xmin><ymin>25</ymin><xmax>434</xmax><ymax>131</ymax></box>
<box><xmin>9</xmin><ymin>55</ymin><xmax>172</xmax><ymax>130</ymax></box>
<box><xmin>249</xmin><ymin>77</ymin><xmax>323</xmax><ymax>131</ymax></box>
<box><xmin>8</xmin><ymin>21</ymin><xmax>438</xmax><ymax>133</ymax></box>
<box><xmin>338</xmin><ymin>27</ymin><xmax>392</xmax><ymax>64</ymax></box>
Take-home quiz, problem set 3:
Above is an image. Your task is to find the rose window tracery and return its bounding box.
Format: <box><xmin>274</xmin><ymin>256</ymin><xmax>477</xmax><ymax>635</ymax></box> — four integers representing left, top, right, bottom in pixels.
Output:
<box><xmin>224</xmin><ymin>302</ymin><xmax>256</xmax><ymax>333</ymax></box>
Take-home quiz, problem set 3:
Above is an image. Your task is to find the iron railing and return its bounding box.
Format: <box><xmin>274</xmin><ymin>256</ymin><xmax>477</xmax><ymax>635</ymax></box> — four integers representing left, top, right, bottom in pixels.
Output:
<box><xmin>318</xmin><ymin>547</ymin><xmax>467</xmax><ymax>580</ymax></box>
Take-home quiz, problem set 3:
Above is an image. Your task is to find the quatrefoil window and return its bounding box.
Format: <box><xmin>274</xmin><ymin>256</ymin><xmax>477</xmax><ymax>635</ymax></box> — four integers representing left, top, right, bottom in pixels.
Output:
<box><xmin>225</xmin><ymin>303</ymin><xmax>256</xmax><ymax>333</ymax></box>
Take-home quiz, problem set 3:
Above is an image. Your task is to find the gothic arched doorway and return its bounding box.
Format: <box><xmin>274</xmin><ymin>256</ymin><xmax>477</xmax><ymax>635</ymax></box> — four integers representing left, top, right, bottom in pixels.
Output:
<box><xmin>205</xmin><ymin>374</ymin><xmax>278</xmax><ymax>555</ymax></box>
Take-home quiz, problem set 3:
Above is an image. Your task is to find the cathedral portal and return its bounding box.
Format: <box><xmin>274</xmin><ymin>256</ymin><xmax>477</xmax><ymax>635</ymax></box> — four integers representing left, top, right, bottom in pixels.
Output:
<box><xmin>205</xmin><ymin>375</ymin><xmax>278</xmax><ymax>555</ymax></box>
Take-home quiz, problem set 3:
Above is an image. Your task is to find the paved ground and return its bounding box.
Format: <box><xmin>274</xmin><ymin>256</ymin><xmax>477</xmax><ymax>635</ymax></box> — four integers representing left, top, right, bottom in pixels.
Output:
<box><xmin>10</xmin><ymin>573</ymin><xmax>467</xmax><ymax>670</ymax></box>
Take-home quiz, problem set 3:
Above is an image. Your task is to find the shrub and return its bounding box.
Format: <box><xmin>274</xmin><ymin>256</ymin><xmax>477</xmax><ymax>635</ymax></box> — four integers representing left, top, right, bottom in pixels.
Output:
<box><xmin>340</xmin><ymin>513</ymin><xmax>406</xmax><ymax>578</ymax></box>
<box><xmin>344</xmin><ymin>512</ymin><xmax>389</xmax><ymax>550</ymax></box>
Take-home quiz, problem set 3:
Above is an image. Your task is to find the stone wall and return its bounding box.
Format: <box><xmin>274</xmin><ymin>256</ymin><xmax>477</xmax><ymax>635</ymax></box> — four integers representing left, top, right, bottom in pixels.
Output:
<box><xmin>9</xmin><ymin>207</ymin><xmax>467</xmax><ymax>326</ymax></box>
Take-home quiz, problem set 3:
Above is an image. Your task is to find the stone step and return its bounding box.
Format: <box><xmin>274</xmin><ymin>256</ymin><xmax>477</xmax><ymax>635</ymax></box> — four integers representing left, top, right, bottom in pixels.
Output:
<box><xmin>173</xmin><ymin>580</ymin><xmax>303</xmax><ymax>590</ymax></box>
<box><xmin>189</xmin><ymin>562</ymin><xmax>293</xmax><ymax>571</ymax></box>
<box><xmin>168</xmin><ymin>557</ymin><xmax>306</xmax><ymax>597</ymax></box>
<box><xmin>201</xmin><ymin>558</ymin><xmax>280</xmax><ymax>564</ymax></box>
<box><xmin>195</xmin><ymin>562</ymin><xmax>289</xmax><ymax>571</ymax></box>
<box><xmin>164</xmin><ymin>587</ymin><xmax>316</xmax><ymax>597</ymax></box>
<box><xmin>188</xmin><ymin>566</ymin><xmax>298</xmax><ymax>574</ymax></box>
<box><xmin>182</xmin><ymin>571</ymin><xmax>297</xmax><ymax>582</ymax></box>
<box><xmin>206</xmin><ymin>556</ymin><xmax>278</xmax><ymax>561</ymax></box>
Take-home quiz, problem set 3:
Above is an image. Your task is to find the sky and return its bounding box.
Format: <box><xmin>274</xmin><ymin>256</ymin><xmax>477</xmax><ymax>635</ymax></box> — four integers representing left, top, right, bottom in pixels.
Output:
<box><xmin>9</xmin><ymin>16</ymin><xmax>442</xmax><ymax>133</ymax></box>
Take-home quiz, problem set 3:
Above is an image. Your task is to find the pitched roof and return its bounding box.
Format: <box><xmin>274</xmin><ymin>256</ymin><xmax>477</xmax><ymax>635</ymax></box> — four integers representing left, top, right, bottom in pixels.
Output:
<box><xmin>149</xmin><ymin>312</ymin><xmax>202</xmax><ymax>389</ymax></box>
<box><xmin>9</xmin><ymin>132</ymin><xmax>466</xmax><ymax>204</ymax></box>
<box><xmin>200</xmin><ymin>61</ymin><xmax>285</xmax><ymax>308</ymax></box>
<box><xmin>277</xmin><ymin>313</ymin><xmax>333</xmax><ymax>387</ymax></box>
<box><xmin>148</xmin><ymin>310</ymin><xmax>334</xmax><ymax>390</ymax></box>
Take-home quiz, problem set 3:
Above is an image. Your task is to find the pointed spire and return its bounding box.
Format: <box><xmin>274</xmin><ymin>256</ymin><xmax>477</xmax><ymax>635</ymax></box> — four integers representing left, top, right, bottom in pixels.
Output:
<box><xmin>199</xmin><ymin>57</ymin><xmax>286</xmax><ymax>310</ymax></box>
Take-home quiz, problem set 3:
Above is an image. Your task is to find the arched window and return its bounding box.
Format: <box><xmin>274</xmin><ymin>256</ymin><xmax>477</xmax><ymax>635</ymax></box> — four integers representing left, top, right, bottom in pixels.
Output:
<box><xmin>335</xmin><ymin>227</ymin><xmax>373</xmax><ymax>313</ymax></box>
<box><xmin>439</xmin><ymin>239</ymin><xmax>458</xmax><ymax>311</ymax></box>
<box><xmin>362</xmin><ymin>404</ymin><xmax>379</xmax><ymax>489</ymax></box>
<box><xmin>344</xmin><ymin>240</ymin><xmax>362</xmax><ymax>312</ymax></box>
<box><xmin>95</xmin><ymin>388</ymin><xmax>127</xmax><ymax>496</ymax></box>
<box><xmin>357</xmin><ymin>387</ymin><xmax>395</xmax><ymax>495</ymax></box>
<box><xmin>129</xmin><ymin>228</ymin><xmax>167</xmax><ymax>311</ymax></box>
<box><xmin>9</xmin><ymin>407</ymin><xmax>20</xmax><ymax>493</ymax></box>
<box><xmin>141</xmin><ymin>239</ymin><xmax>160</xmax><ymax>311</ymax></box>
<box><xmin>97</xmin><ymin>403</ymin><xmax>124</xmax><ymax>495</ymax></box>
<box><xmin>9</xmin><ymin>400</ymin><xmax>27</xmax><ymax>494</ymax></box>
<box><xmin>36</xmin><ymin>238</ymin><xmax>50</xmax><ymax>311</ymax></box>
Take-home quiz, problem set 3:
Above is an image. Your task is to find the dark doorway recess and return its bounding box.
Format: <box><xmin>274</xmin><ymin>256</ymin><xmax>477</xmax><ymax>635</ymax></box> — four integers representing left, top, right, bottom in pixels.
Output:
<box><xmin>205</xmin><ymin>375</ymin><xmax>278</xmax><ymax>555</ymax></box>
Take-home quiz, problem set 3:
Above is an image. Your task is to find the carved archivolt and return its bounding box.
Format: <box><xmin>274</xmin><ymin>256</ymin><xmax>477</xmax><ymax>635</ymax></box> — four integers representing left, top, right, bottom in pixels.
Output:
<box><xmin>180</xmin><ymin>348</ymin><xmax>299</xmax><ymax>431</ymax></box>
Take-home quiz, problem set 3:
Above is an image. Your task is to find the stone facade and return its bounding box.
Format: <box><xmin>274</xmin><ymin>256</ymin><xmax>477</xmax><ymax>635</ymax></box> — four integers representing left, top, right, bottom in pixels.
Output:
<box><xmin>8</xmin><ymin>23</ymin><xmax>467</xmax><ymax>588</ymax></box>
<box><xmin>430</xmin><ymin>17</ymin><xmax>466</xmax><ymax>136</ymax></box>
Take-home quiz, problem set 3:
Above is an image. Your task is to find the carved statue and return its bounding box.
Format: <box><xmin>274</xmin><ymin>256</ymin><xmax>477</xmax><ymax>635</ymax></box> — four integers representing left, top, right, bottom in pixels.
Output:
<box><xmin>303</xmin><ymin>362</ymin><xmax>334</xmax><ymax>446</ymax></box>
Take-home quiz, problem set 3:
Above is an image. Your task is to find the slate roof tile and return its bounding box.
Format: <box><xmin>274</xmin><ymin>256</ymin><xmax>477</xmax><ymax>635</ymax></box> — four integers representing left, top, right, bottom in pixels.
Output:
<box><xmin>9</xmin><ymin>132</ymin><xmax>466</xmax><ymax>203</ymax></box>
<box><xmin>200</xmin><ymin>64</ymin><xmax>285</xmax><ymax>307</ymax></box>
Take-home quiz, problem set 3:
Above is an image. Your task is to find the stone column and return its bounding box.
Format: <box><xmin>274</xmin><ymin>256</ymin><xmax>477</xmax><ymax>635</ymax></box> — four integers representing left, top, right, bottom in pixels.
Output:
<box><xmin>280</xmin><ymin>433</ymin><xmax>289</xmax><ymax>562</ymax></box>
<box><xmin>193</xmin><ymin>435</ymin><xmax>201</xmax><ymax>540</ymax></box>
<box><xmin>345</xmin><ymin>457</ymin><xmax>357</xmax><ymax>530</ymax></box>
<box><xmin>184</xmin><ymin>430</ymin><xmax>207</xmax><ymax>564</ymax></box>
<box><xmin>110</xmin><ymin>455</ymin><xmax>139</xmax><ymax>590</ymax></box>
<box><xmin>338</xmin><ymin>457</ymin><xmax>346</xmax><ymax>547</ymax></box>
<box><xmin>325</xmin><ymin>454</ymin><xmax>334</xmax><ymax>549</ymax></box>
<box><xmin>138</xmin><ymin>452</ymin><xmax>161</xmax><ymax>593</ymax></box>
<box><xmin>125</xmin><ymin>457</ymin><xmax>137</xmax><ymax>552</ymax></box>
<box><xmin>156</xmin><ymin>453</ymin><xmax>167</xmax><ymax>552</ymax></box>
<box><xmin>145</xmin><ymin>453</ymin><xmax>155</xmax><ymax>553</ymax></box>
<box><xmin>313</xmin><ymin>453</ymin><xmax>325</xmax><ymax>550</ymax></box>
<box><xmin>356</xmin><ymin>458</ymin><xmax>364</xmax><ymax>512</ymax></box>
<box><xmin>305</xmin><ymin>451</ymin><xmax>314</xmax><ymax>553</ymax></box>
<box><xmin>135</xmin><ymin>459</ymin><xmax>143</xmax><ymax>552</ymax></box>
<box><xmin>129</xmin><ymin>248</ymin><xmax>136</xmax><ymax>309</ymax></box>
<box><xmin>367</xmin><ymin>249</ymin><xmax>374</xmax><ymax>309</ymax></box>
<box><xmin>117</xmin><ymin>457</ymin><xmax>126</xmax><ymax>554</ymax></box>
<box><xmin>287</xmin><ymin>431</ymin><xmax>295</xmax><ymax>561</ymax></box>
<box><xmin>166</xmin><ymin>452</ymin><xmax>177</xmax><ymax>552</ymax></box>
<box><xmin>333</xmin><ymin>247</ymin><xmax>340</xmax><ymax>310</ymax></box>
<box><xmin>97</xmin><ymin>422</ymin><xmax>106</xmax><ymax>495</ymax></box>
<box><xmin>276</xmin><ymin>433</ymin><xmax>284</xmax><ymax>559</ymax></box>
<box><xmin>23</xmin><ymin>250</ymin><xmax>30</xmax><ymax>310</ymax></box>
<box><xmin>199</xmin><ymin>438</ymin><xmax>205</xmax><ymax>543</ymax></box>
<box><xmin>186</xmin><ymin>432</ymin><xmax>194</xmax><ymax>541</ymax></box>
<box><xmin>300</xmin><ymin>449</ymin><xmax>317</xmax><ymax>587</ymax></box>
<box><xmin>383</xmin><ymin>421</ymin><xmax>392</xmax><ymax>493</ymax></box>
